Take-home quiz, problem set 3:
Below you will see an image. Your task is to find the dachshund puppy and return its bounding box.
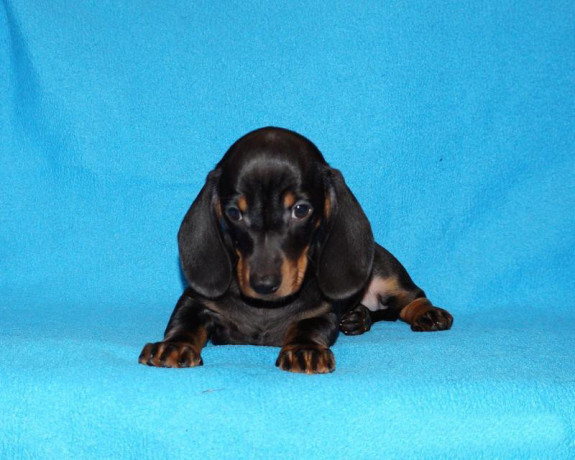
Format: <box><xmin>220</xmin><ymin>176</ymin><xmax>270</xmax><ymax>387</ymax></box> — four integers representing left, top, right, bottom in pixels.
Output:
<box><xmin>139</xmin><ymin>127</ymin><xmax>453</xmax><ymax>374</ymax></box>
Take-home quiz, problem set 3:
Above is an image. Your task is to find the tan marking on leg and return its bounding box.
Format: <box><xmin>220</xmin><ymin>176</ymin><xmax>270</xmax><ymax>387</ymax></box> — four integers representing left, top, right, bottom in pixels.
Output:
<box><xmin>399</xmin><ymin>298</ymin><xmax>433</xmax><ymax>324</ymax></box>
<box><xmin>277</xmin><ymin>340</ymin><xmax>334</xmax><ymax>374</ymax></box>
<box><xmin>282</xmin><ymin>307</ymin><xmax>331</xmax><ymax>348</ymax></box>
<box><xmin>150</xmin><ymin>325</ymin><xmax>208</xmax><ymax>368</ymax></box>
<box><xmin>361</xmin><ymin>276</ymin><xmax>412</xmax><ymax>311</ymax></box>
<box><xmin>164</xmin><ymin>325</ymin><xmax>207</xmax><ymax>350</ymax></box>
<box><xmin>190</xmin><ymin>327</ymin><xmax>208</xmax><ymax>355</ymax></box>
<box><xmin>277</xmin><ymin>307</ymin><xmax>336</xmax><ymax>374</ymax></box>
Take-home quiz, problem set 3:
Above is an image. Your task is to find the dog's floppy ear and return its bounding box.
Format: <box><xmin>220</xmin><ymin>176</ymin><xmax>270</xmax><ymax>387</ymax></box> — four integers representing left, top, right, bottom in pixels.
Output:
<box><xmin>317</xmin><ymin>168</ymin><xmax>374</xmax><ymax>300</ymax></box>
<box><xmin>178</xmin><ymin>169</ymin><xmax>232</xmax><ymax>298</ymax></box>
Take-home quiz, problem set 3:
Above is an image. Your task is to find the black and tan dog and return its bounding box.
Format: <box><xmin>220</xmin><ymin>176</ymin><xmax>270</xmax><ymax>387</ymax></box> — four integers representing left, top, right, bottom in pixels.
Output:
<box><xmin>139</xmin><ymin>127</ymin><xmax>453</xmax><ymax>374</ymax></box>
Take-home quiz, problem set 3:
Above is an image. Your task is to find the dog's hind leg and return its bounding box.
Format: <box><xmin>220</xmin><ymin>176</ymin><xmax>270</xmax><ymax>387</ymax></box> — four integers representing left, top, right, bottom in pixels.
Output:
<box><xmin>339</xmin><ymin>243</ymin><xmax>453</xmax><ymax>334</ymax></box>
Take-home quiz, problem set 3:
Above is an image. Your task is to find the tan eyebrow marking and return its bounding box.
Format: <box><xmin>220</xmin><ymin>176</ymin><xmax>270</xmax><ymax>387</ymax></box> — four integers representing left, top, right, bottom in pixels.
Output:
<box><xmin>237</xmin><ymin>196</ymin><xmax>248</xmax><ymax>212</ymax></box>
<box><xmin>283</xmin><ymin>191</ymin><xmax>296</xmax><ymax>208</ymax></box>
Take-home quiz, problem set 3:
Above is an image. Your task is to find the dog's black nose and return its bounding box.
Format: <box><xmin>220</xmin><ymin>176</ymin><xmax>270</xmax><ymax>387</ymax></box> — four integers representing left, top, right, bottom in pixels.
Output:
<box><xmin>250</xmin><ymin>274</ymin><xmax>281</xmax><ymax>295</ymax></box>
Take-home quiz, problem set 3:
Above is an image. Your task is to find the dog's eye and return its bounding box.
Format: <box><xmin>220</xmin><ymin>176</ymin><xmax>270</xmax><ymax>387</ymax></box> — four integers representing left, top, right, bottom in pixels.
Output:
<box><xmin>291</xmin><ymin>202</ymin><xmax>312</xmax><ymax>220</ymax></box>
<box><xmin>226</xmin><ymin>206</ymin><xmax>243</xmax><ymax>222</ymax></box>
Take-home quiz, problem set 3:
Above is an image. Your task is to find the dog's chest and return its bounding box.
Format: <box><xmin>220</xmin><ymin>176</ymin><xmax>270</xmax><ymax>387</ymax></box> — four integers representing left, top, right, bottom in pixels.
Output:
<box><xmin>211</xmin><ymin>303</ymin><xmax>294</xmax><ymax>347</ymax></box>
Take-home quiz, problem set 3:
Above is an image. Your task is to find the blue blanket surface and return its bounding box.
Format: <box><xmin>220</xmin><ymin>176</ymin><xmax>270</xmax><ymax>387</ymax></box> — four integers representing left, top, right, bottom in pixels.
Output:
<box><xmin>1</xmin><ymin>0</ymin><xmax>573</xmax><ymax>458</ymax></box>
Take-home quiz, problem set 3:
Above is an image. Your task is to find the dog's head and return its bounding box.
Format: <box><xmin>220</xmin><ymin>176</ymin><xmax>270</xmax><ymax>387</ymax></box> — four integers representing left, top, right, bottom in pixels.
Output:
<box><xmin>178</xmin><ymin>127</ymin><xmax>374</xmax><ymax>302</ymax></box>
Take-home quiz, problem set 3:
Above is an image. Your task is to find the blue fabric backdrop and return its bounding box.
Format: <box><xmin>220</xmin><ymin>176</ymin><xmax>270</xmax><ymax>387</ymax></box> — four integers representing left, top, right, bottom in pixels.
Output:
<box><xmin>1</xmin><ymin>1</ymin><xmax>574</xmax><ymax>458</ymax></box>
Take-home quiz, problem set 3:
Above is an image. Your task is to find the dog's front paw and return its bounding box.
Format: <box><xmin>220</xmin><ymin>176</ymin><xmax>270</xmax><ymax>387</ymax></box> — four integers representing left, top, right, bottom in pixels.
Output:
<box><xmin>276</xmin><ymin>344</ymin><xmax>335</xmax><ymax>374</ymax></box>
<box><xmin>411</xmin><ymin>307</ymin><xmax>453</xmax><ymax>332</ymax></box>
<box><xmin>339</xmin><ymin>304</ymin><xmax>372</xmax><ymax>335</ymax></box>
<box><xmin>139</xmin><ymin>341</ymin><xmax>203</xmax><ymax>368</ymax></box>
